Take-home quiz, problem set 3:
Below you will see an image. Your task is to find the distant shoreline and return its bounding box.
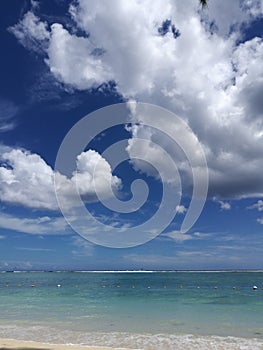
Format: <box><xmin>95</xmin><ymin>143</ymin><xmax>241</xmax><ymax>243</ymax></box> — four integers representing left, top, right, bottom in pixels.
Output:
<box><xmin>1</xmin><ymin>269</ymin><xmax>263</xmax><ymax>273</ymax></box>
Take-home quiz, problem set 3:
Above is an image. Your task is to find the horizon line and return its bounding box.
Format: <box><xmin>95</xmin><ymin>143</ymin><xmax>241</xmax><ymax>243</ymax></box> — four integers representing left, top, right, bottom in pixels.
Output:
<box><xmin>1</xmin><ymin>269</ymin><xmax>263</xmax><ymax>273</ymax></box>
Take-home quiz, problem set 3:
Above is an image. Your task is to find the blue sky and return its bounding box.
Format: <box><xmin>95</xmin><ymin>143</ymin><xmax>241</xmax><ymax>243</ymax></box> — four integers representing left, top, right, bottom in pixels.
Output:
<box><xmin>0</xmin><ymin>0</ymin><xmax>263</xmax><ymax>270</ymax></box>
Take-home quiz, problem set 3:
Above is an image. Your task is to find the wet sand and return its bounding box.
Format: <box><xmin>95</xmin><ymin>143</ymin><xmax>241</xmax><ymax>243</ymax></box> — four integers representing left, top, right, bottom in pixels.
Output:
<box><xmin>0</xmin><ymin>339</ymin><xmax>138</xmax><ymax>350</ymax></box>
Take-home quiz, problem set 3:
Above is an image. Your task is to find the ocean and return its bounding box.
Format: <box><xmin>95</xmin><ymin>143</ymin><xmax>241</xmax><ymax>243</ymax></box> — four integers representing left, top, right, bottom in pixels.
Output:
<box><xmin>0</xmin><ymin>271</ymin><xmax>263</xmax><ymax>349</ymax></box>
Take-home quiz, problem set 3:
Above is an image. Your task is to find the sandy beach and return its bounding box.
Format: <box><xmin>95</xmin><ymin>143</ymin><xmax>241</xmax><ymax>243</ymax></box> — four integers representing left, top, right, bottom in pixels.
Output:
<box><xmin>0</xmin><ymin>339</ymin><xmax>137</xmax><ymax>350</ymax></box>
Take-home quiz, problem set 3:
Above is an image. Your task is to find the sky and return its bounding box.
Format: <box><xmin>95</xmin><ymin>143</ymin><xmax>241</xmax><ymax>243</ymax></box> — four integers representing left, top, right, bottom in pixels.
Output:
<box><xmin>0</xmin><ymin>0</ymin><xmax>263</xmax><ymax>271</ymax></box>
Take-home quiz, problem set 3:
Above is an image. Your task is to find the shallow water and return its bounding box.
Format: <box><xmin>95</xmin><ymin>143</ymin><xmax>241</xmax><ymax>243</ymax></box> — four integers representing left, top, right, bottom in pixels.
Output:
<box><xmin>0</xmin><ymin>271</ymin><xmax>263</xmax><ymax>349</ymax></box>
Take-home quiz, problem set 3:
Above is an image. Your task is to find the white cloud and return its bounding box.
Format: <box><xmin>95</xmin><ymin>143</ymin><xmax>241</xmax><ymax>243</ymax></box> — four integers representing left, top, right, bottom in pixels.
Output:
<box><xmin>0</xmin><ymin>213</ymin><xmax>68</xmax><ymax>235</ymax></box>
<box><xmin>215</xmin><ymin>200</ymin><xmax>231</xmax><ymax>210</ymax></box>
<box><xmin>73</xmin><ymin>150</ymin><xmax>121</xmax><ymax>200</ymax></box>
<box><xmin>200</xmin><ymin>0</ymin><xmax>262</xmax><ymax>37</ymax></box>
<box><xmin>249</xmin><ymin>200</ymin><xmax>263</xmax><ymax>225</ymax></box>
<box><xmin>163</xmin><ymin>230</ymin><xmax>211</xmax><ymax>242</ymax></box>
<box><xmin>0</xmin><ymin>123</ymin><xmax>16</xmax><ymax>133</ymax></box>
<box><xmin>176</xmin><ymin>205</ymin><xmax>187</xmax><ymax>214</ymax></box>
<box><xmin>0</xmin><ymin>98</ymin><xmax>18</xmax><ymax>132</ymax></box>
<box><xmin>247</xmin><ymin>200</ymin><xmax>263</xmax><ymax>211</ymax></box>
<box><xmin>193</xmin><ymin>231</ymin><xmax>211</xmax><ymax>238</ymax></box>
<box><xmin>0</xmin><ymin>147</ymin><xmax>57</xmax><ymax>210</ymax></box>
<box><xmin>16</xmin><ymin>247</ymin><xmax>54</xmax><ymax>251</ymax></box>
<box><xmin>164</xmin><ymin>230</ymin><xmax>193</xmax><ymax>242</ymax></box>
<box><xmin>0</xmin><ymin>147</ymin><xmax>122</xmax><ymax>210</ymax></box>
<box><xmin>9</xmin><ymin>0</ymin><xmax>263</xmax><ymax>200</ymax></box>
<box><xmin>46</xmin><ymin>23</ymin><xmax>112</xmax><ymax>90</ymax></box>
<box><xmin>30</xmin><ymin>0</ymin><xmax>40</xmax><ymax>11</ymax></box>
<box><xmin>9</xmin><ymin>11</ymin><xmax>49</xmax><ymax>52</ymax></box>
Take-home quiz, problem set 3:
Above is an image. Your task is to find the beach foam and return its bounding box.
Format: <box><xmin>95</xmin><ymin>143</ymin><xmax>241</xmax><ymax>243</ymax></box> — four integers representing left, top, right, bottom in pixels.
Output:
<box><xmin>0</xmin><ymin>325</ymin><xmax>263</xmax><ymax>350</ymax></box>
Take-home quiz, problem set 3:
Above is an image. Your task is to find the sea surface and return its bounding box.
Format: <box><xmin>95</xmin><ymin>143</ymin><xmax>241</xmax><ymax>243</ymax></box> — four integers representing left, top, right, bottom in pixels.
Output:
<box><xmin>0</xmin><ymin>271</ymin><xmax>263</xmax><ymax>349</ymax></box>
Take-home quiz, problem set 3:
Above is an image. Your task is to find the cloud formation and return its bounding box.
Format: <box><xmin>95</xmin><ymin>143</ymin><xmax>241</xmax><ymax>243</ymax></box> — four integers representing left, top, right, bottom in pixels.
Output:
<box><xmin>0</xmin><ymin>146</ymin><xmax>121</xmax><ymax>210</ymax></box>
<box><xmin>9</xmin><ymin>0</ymin><xmax>263</xmax><ymax>200</ymax></box>
<box><xmin>0</xmin><ymin>213</ymin><xmax>68</xmax><ymax>235</ymax></box>
<box><xmin>9</xmin><ymin>11</ymin><xmax>49</xmax><ymax>53</ymax></box>
<box><xmin>176</xmin><ymin>205</ymin><xmax>187</xmax><ymax>214</ymax></box>
<box><xmin>247</xmin><ymin>199</ymin><xmax>263</xmax><ymax>211</ymax></box>
<box><xmin>214</xmin><ymin>199</ymin><xmax>231</xmax><ymax>210</ymax></box>
<box><xmin>163</xmin><ymin>230</ymin><xmax>193</xmax><ymax>242</ymax></box>
<box><xmin>0</xmin><ymin>98</ymin><xmax>18</xmax><ymax>132</ymax></box>
<box><xmin>247</xmin><ymin>200</ymin><xmax>263</xmax><ymax>224</ymax></box>
<box><xmin>163</xmin><ymin>230</ymin><xmax>211</xmax><ymax>242</ymax></box>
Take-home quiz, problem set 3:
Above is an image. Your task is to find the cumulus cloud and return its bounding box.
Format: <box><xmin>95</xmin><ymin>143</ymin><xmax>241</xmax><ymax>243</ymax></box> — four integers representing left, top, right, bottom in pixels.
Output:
<box><xmin>9</xmin><ymin>0</ymin><xmax>263</xmax><ymax>199</ymax></box>
<box><xmin>72</xmin><ymin>150</ymin><xmax>121</xmax><ymax>201</ymax></box>
<box><xmin>176</xmin><ymin>205</ymin><xmax>187</xmax><ymax>214</ymax></box>
<box><xmin>0</xmin><ymin>146</ymin><xmax>122</xmax><ymax>210</ymax></box>
<box><xmin>0</xmin><ymin>147</ymin><xmax>57</xmax><ymax>209</ymax></box>
<box><xmin>46</xmin><ymin>23</ymin><xmax>112</xmax><ymax>90</ymax></box>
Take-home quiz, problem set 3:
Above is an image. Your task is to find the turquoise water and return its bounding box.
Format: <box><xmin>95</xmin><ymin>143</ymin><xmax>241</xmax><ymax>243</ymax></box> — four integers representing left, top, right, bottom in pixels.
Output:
<box><xmin>0</xmin><ymin>271</ymin><xmax>263</xmax><ymax>349</ymax></box>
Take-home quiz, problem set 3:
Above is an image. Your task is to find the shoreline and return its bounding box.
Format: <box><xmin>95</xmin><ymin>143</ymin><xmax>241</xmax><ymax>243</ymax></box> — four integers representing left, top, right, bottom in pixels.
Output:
<box><xmin>1</xmin><ymin>334</ymin><xmax>263</xmax><ymax>350</ymax></box>
<box><xmin>0</xmin><ymin>338</ymin><xmax>137</xmax><ymax>350</ymax></box>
